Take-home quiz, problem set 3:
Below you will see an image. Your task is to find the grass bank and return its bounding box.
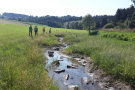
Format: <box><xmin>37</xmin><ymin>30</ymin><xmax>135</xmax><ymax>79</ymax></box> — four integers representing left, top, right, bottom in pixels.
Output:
<box><xmin>63</xmin><ymin>30</ymin><xmax>135</xmax><ymax>88</ymax></box>
<box><xmin>100</xmin><ymin>30</ymin><xmax>135</xmax><ymax>41</ymax></box>
<box><xmin>0</xmin><ymin>24</ymin><xmax>58</xmax><ymax>90</ymax></box>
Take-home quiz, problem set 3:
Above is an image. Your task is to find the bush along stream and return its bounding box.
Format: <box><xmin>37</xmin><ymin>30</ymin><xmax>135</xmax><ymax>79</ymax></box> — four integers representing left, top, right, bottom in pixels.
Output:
<box><xmin>44</xmin><ymin>37</ymin><xmax>104</xmax><ymax>90</ymax></box>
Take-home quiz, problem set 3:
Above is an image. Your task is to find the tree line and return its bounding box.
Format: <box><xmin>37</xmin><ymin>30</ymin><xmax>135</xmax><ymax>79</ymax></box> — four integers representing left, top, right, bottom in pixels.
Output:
<box><xmin>1</xmin><ymin>5</ymin><xmax>135</xmax><ymax>29</ymax></box>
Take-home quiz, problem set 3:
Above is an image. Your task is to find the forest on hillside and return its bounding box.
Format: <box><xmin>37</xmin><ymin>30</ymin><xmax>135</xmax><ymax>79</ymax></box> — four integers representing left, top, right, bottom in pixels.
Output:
<box><xmin>1</xmin><ymin>5</ymin><xmax>135</xmax><ymax>30</ymax></box>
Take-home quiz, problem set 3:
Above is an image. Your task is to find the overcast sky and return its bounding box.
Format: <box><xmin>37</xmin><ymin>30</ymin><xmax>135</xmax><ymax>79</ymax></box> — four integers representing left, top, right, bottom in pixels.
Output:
<box><xmin>0</xmin><ymin>0</ymin><xmax>133</xmax><ymax>17</ymax></box>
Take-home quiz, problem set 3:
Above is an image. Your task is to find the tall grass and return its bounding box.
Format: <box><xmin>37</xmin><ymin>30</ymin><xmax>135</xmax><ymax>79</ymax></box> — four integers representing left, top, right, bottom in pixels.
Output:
<box><xmin>100</xmin><ymin>30</ymin><xmax>135</xmax><ymax>41</ymax></box>
<box><xmin>63</xmin><ymin>31</ymin><xmax>135</xmax><ymax>88</ymax></box>
<box><xmin>0</xmin><ymin>24</ymin><xmax>58</xmax><ymax>90</ymax></box>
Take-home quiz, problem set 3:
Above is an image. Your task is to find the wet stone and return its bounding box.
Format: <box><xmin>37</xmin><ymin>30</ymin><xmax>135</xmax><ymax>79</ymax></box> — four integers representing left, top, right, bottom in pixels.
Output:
<box><xmin>49</xmin><ymin>54</ymin><xmax>54</xmax><ymax>57</ymax></box>
<box><xmin>55</xmin><ymin>47</ymin><xmax>60</xmax><ymax>51</ymax></box>
<box><xmin>67</xmin><ymin>65</ymin><xmax>78</xmax><ymax>69</ymax></box>
<box><xmin>52</xmin><ymin>61</ymin><xmax>60</xmax><ymax>66</ymax></box>
<box><xmin>58</xmin><ymin>60</ymin><xmax>64</xmax><ymax>61</ymax></box>
<box><xmin>63</xmin><ymin>74</ymin><xmax>69</xmax><ymax>80</ymax></box>
<box><xmin>48</xmin><ymin>51</ymin><xmax>54</xmax><ymax>54</ymax></box>
<box><xmin>73</xmin><ymin>58</ymin><xmax>80</xmax><ymax>61</ymax></box>
<box><xmin>68</xmin><ymin>85</ymin><xmax>78</xmax><ymax>90</ymax></box>
<box><xmin>82</xmin><ymin>60</ymin><xmax>87</xmax><ymax>63</ymax></box>
<box><xmin>54</xmin><ymin>69</ymin><xmax>65</xmax><ymax>73</ymax></box>
<box><xmin>60</xmin><ymin>56</ymin><xmax>65</xmax><ymax>59</ymax></box>
<box><xmin>73</xmin><ymin>56</ymin><xmax>80</xmax><ymax>58</ymax></box>
<box><xmin>83</xmin><ymin>77</ymin><xmax>91</xmax><ymax>84</ymax></box>
<box><xmin>48</xmin><ymin>51</ymin><xmax>54</xmax><ymax>57</ymax></box>
<box><xmin>81</xmin><ymin>57</ymin><xmax>84</xmax><ymax>59</ymax></box>
<box><xmin>81</xmin><ymin>60</ymin><xmax>88</xmax><ymax>66</ymax></box>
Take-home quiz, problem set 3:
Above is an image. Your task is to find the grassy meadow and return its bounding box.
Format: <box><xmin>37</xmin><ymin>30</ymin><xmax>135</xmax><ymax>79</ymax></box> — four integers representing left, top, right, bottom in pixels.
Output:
<box><xmin>63</xmin><ymin>30</ymin><xmax>135</xmax><ymax>88</ymax></box>
<box><xmin>0</xmin><ymin>24</ymin><xmax>59</xmax><ymax>90</ymax></box>
<box><xmin>0</xmin><ymin>22</ymin><xmax>135</xmax><ymax>89</ymax></box>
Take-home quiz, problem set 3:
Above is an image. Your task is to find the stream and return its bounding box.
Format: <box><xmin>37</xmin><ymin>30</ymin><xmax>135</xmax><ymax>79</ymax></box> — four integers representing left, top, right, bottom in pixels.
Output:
<box><xmin>44</xmin><ymin>37</ymin><xmax>101</xmax><ymax>90</ymax></box>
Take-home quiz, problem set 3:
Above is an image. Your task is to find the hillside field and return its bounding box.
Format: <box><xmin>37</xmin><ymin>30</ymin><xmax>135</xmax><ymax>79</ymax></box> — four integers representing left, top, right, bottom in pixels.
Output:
<box><xmin>0</xmin><ymin>23</ymin><xmax>135</xmax><ymax>89</ymax></box>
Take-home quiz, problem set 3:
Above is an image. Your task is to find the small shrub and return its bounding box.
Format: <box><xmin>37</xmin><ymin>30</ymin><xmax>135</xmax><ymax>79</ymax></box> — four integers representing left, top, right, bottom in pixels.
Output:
<box><xmin>115</xmin><ymin>26</ymin><xmax>121</xmax><ymax>29</ymax></box>
<box><xmin>89</xmin><ymin>30</ymin><xmax>99</xmax><ymax>35</ymax></box>
<box><xmin>103</xmin><ymin>23</ymin><xmax>114</xmax><ymax>29</ymax></box>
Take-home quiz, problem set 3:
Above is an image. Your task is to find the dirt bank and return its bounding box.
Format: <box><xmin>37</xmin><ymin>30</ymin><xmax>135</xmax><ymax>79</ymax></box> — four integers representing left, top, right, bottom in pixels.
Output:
<box><xmin>85</xmin><ymin>57</ymin><xmax>132</xmax><ymax>90</ymax></box>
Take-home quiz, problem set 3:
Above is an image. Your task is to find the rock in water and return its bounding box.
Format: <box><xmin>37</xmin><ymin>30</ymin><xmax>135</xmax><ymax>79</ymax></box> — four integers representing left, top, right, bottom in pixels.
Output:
<box><xmin>68</xmin><ymin>85</ymin><xmax>78</xmax><ymax>90</ymax></box>
<box><xmin>55</xmin><ymin>47</ymin><xmax>60</xmax><ymax>51</ymax></box>
<box><xmin>82</xmin><ymin>60</ymin><xmax>87</xmax><ymax>66</ymax></box>
<box><xmin>52</xmin><ymin>60</ymin><xmax>60</xmax><ymax>66</ymax></box>
<box><xmin>48</xmin><ymin>51</ymin><xmax>54</xmax><ymax>54</ymax></box>
<box><xmin>63</xmin><ymin>74</ymin><xmax>69</xmax><ymax>80</ymax></box>
<box><xmin>48</xmin><ymin>51</ymin><xmax>54</xmax><ymax>57</ymax></box>
<box><xmin>67</xmin><ymin>65</ymin><xmax>77</xmax><ymax>69</ymax></box>
<box><xmin>58</xmin><ymin>60</ymin><xmax>64</xmax><ymax>61</ymax></box>
<box><xmin>83</xmin><ymin>77</ymin><xmax>91</xmax><ymax>84</ymax></box>
<box><xmin>54</xmin><ymin>69</ymin><xmax>65</xmax><ymax>73</ymax></box>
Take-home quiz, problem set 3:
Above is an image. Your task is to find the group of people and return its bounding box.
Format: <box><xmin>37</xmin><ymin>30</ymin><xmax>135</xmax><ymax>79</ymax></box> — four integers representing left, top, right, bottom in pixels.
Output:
<box><xmin>29</xmin><ymin>25</ymin><xmax>51</xmax><ymax>37</ymax></box>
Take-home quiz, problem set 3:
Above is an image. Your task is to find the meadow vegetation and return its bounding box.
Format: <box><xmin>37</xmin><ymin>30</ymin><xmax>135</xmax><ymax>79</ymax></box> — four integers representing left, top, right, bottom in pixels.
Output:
<box><xmin>63</xmin><ymin>30</ymin><xmax>135</xmax><ymax>88</ymax></box>
<box><xmin>0</xmin><ymin>22</ymin><xmax>135</xmax><ymax>89</ymax></box>
<box><xmin>0</xmin><ymin>24</ymin><xmax>58</xmax><ymax>90</ymax></box>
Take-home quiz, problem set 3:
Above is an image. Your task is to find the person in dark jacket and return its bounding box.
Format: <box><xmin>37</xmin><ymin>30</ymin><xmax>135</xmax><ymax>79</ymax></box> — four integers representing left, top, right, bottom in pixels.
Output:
<box><xmin>49</xmin><ymin>28</ymin><xmax>51</xmax><ymax>33</ymax></box>
<box><xmin>29</xmin><ymin>25</ymin><xmax>32</xmax><ymax>36</ymax></box>
<box><xmin>34</xmin><ymin>26</ymin><xmax>38</xmax><ymax>36</ymax></box>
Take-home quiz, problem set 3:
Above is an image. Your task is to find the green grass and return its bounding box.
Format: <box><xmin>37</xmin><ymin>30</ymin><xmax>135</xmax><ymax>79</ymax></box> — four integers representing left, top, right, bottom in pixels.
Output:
<box><xmin>63</xmin><ymin>30</ymin><xmax>135</xmax><ymax>88</ymax></box>
<box><xmin>1</xmin><ymin>21</ymin><xmax>135</xmax><ymax>89</ymax></box>
<box><xmin>0</xmin><ymin>24</ymin><xmax>58</xmax><ymax>90</ymax></box>
<box><xmin>100</xmin><ymin>30</ymin><xmax>135</xmax><ymax>41</ymax></box>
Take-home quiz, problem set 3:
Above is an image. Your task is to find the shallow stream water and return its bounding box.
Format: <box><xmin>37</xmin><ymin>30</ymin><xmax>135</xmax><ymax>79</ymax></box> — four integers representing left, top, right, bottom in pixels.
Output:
<box><xmin>44</xmin><ymin>38</ymin><xmax>100</xmax><ymax>90</ymax></box>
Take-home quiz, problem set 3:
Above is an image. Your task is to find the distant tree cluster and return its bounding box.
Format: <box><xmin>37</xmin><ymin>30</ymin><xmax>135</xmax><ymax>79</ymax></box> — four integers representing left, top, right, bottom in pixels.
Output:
<box><xmin>92</xmin><ymin>5</ymin><xmax>135</xmax><ymax>29</ymax></box>
<box><xmin>2</xmin><ymin>13</ymin><xmax>82</xmax><ymax>28</ymax></box>
<box><xmin>114</xmin><ymin>5</ymin><xmax>135</xmax><ymax>28</ymax></box>
<box><xmin>63</xmin><ymin>21</ymin><xmax>83</xmax><ymax>30</ymax></box>
<box><xmin>93</xmin><ymin>15</ymin><xmax>114</xmax><ymax>29</ymax></box>
<box><xmin>2</xmin><ymin>5</ymin><xmax>135</xmax><ymax>29</ymax></box>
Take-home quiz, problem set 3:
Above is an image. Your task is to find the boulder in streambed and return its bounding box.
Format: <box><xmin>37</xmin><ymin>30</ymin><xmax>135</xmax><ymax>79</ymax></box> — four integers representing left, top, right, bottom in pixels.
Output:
<box><xmin>58</xmin><ymin>60</ymin><xmax>64</xmax><ymax>61</ymax></box>
<box><xmin>48</xmin><ymin>51</ymin><xmax>54</xmax><ymax>54</ymax></box>
<box><xmin>81</xmin><ymin>60</ymin><xmax>88</xmax><ymax>66</ymax></box>
<box><xmin>55</xmin><ymin>47</ymin><xmax>60</xmax><ymax>51</ymax></box>
<box><xmin>48</xmin><ymin>51</ymin><xmax>54</xmax><ymax>57</ymax></box>
<box><xmin>68</xmin><ymin>85</ymin><xmax>78</xmax><ymax>90</ymax></box>
<box><xmin>54</xmin><ymin>69</ymin><xmax>65</xmax><ymax>73</ymax></box>
<box><xmin>51</xmin><ymin>60</ymin><xmax>60</xmax><ymax>66</ymax></box>
<box><xmin>83</xmin><ymin>77</ymin><xmax>91</xmax><ymax>84</ymax></box>
<box><xmin>81</xmin><ymin>57</ymin><xmax>84</xmax><ymax>59</ymax></box>
<box><xmin>73</xmin><ymin>58</ymin><xmax>80</xmax><ymax>61</ymax></box>
<box><xmin>63</xmin><ymin>74</ymin><xmax>69</xmax><ymax>80</ymax></box>
<box><xmin>67</xmin><ymin>65</ymin><xmax>78</xmax><ymax>69</ymax></box>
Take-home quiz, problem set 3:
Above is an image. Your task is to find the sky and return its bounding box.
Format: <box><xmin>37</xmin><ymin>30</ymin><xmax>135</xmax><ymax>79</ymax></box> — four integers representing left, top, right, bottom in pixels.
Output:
<box><xmin>0</xmin><ymin>0</ymin><xmax>133</xmax><ymax>17</ymax></box>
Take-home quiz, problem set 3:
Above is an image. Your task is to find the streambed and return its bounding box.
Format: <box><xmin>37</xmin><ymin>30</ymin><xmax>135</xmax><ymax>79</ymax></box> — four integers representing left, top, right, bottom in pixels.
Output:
<box><xmin>44</xmin><ymin>38</ymin><xmax>100</xmax><ymax>90</ymax></box>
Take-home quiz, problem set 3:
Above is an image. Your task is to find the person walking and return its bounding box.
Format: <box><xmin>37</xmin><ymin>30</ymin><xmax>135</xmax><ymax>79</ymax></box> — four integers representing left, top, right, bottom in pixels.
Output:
<box><xmin>29</xmin><ymin>25</ymin><xmax>32</xmax><ymax>36</ymax></box>
<box><xmin>43</xmin><ymin>27</ymin><xmax>45</xmax><ymax>33</ymax></box>
<box><xmin>49</xmin><ymin>28</ymin><xmax>51</xmax><ymax>33</ymax></box>
<box><xmin>34</xmin><ymin>26</ymin><xmax>38</xmax><ymax>36</ymax></box>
